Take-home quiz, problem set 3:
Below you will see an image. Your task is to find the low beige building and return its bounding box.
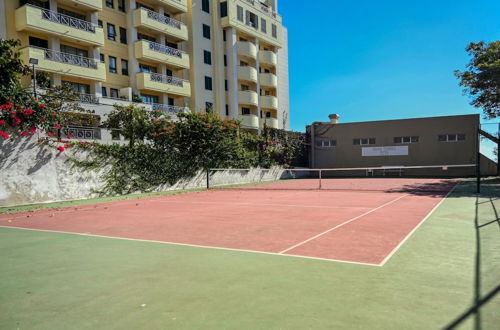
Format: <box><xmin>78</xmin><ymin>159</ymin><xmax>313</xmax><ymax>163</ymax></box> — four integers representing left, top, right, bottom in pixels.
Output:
<box><xmin>306</xmin><ymin>114</ymin><xmax>497</xmax><ymax>177</ymax></box>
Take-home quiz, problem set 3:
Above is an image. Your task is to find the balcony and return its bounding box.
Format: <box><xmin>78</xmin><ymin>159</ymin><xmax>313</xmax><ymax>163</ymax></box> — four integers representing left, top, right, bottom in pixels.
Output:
<box><xmin>134</xmin><ymin>40</ymin><xmax>189</xmax><ymax>69</ymax></box>
<box><xmin>133</xmin><ymin>7</ymin><xmax>188</xmax><ymax>41</ymax></box>
<box><xmin>136</xmin><ymin>72</ymin><xmax>191</xmax><ymax>97</ymax></box>
<box><xmin>238</xmin><ymin>66</ymin><xmax>257</xmax><ymax>83</ymax></box>
<box><xmin>66</xmin><ymin>0</ymin><xmax>103</xmax><ymax>11</ymax></box>
<box><xmin>262</xmin><ymin>117</ymin><xmax>278</xmax><ymax>129</ymax></box>
<box><xmin>238</xmin><ymin>90</ymin><xmax>258</xmax><ymax>107</ymax></box>
<box><xmin>261</xmin><ymin>95</ymin><xmax>278</xmax><ymax>110</ymax></box>
<box><xmin>259</xmin><ymin>72</ymin><xmax>277</xmax><ymax>87</ymax></box>
<box><xmin>15</xmin><ymin>5</ymin><xmax>104</xmax><ymax>46</ymax></box>
<box><xmin>241</xmin><ymin>114</ymin><xmax>259</xmax><ymax>129</ymax></box>
<box><xmin>237</xmin><ymin>41</ymin><xmax>257</xmax><ymax>59</ymax></box>
<box><xmin>21</xmin><ymin>47</ymin><xmax>106</xmax><ymax>81</ymax></box>
<box><xmin>259</xmin><ymin>50</ymin><xmax>277</xmax><ymax>66</ymax></box>
<box><xmin>159</xmin><ymin>0</ymin><xmax>188</xmax><ymax>14</ymax></box>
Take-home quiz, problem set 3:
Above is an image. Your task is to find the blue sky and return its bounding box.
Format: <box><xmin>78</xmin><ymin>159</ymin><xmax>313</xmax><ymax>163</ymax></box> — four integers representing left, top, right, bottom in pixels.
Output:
<box><xmin>279</xmin><ymin>0</ymin><xmax>500</xmax><ymax>132</ymax></box>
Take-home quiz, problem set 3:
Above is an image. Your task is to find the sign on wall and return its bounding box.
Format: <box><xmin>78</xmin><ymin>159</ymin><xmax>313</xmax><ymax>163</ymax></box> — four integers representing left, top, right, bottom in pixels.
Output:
<box><xmin>362</xmin><ymin>146</ymin><xmax>409</xmax><ymax>157</ymax></box>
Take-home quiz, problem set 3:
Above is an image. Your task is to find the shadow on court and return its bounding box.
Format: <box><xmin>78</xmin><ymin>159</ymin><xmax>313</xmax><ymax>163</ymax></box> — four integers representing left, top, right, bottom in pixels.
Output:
<box><xmin>443</xmin><ymin>180</ymin><xmax>500</xmax><ymax>330</ymax></box>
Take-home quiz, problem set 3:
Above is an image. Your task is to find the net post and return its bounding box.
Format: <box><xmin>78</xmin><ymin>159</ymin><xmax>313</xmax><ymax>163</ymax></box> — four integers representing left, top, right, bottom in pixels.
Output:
<box><xmin>319</xmin><ymin>169</ymin><xmax>322</xmax><ymax>190</ymax></box>
<box><xmin>206</xmin><ymin>169</ymin><xmax>210</xmax><ymax>190</ymax></box>
<box><xmin>476</xmin><ymin>129</ymin><xmax>480</xmax><ymax>194</ymax></box>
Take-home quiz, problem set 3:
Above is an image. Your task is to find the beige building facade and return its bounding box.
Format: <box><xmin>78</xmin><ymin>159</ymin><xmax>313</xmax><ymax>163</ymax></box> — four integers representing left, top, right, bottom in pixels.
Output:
<box><xmin>0</xmin><ymin>0</ymin><xmax>290</xmax><ymax>142</ymax></box>
<box><xmin>307</xmin><ymin>114</ymin><xmax>497</xmax><ymax>177</ymax></box>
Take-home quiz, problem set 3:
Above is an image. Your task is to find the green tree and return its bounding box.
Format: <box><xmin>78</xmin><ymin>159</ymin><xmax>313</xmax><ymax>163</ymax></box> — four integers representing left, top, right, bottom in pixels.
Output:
<box><xmin>454</xmin><ymin>41</ymin><xmax>500</xmax><ymax>118</ymax></box>
<box><xmin>102</xmin><ymin>103</ymin><xmax>166</xmax><ymax>147</ymax></box>
<box><xmin>0</xmin><ymin>38</ymin><xmax>30</xmax><ymax>101</ymax></box>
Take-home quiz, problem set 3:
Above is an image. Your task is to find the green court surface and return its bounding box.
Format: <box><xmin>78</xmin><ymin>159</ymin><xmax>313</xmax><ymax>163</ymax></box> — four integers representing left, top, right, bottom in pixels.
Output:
<box><xmin>0</xmin><ymin>181</ymin><xmax>499</xmax><ymax>329</ymax></box>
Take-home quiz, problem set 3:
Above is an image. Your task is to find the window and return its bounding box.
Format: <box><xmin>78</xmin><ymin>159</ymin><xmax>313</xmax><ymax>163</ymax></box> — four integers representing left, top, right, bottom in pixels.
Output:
<box><xmin>139</xmin><ymin>63</ymin><xmax>156</xmax><ymax>73</ymax></box>
<box><xmin>29</xmin><ymin>36</ymin><xmax>48</xmax><ymax>48</ymax></box>
<box><xmin>220</xmin><ymin>2</ymin><xmax>227</xmax><ymax>17</ymax></box>
<box><xmin>137</xmin><ymin>33</ymin><xmax>155</xmax><ymax>42</ymax></box>
<box><xmin>224</xmin><ymin>55</ymin><xmax>227</xmax><ymax>66</ymax></box>
<box><xmin>106</xmin><ymin>0</ymin><xmax>113</xmax><ymax>8</ymax></box>
<box><xmin>202</xmin><ymin>0</ymin><xmax>210</xmax><ymax>13</ymax></box>
<box><xmin>98</xmin><ymin>20</ymin><xmax>103</xmax><ymax>28</ymax></box>
<box><xmin>121</xmin><ymin>59</ymin><xmax>128</xmax><ymax>75</ymax></box>
<box><xmin>205</xmin><ymin>102</ymin><xmax>213</xmax><ymax>113</ymax></box>
<box><xmin>261</xmin><ymin>18</ymin><xmax>267</xmax><ymax>33</ymax></box>
<box><xmin>107</xmin><ymin>23</ymin><xmax>116</xmax><ymax>41</ymax></box>
<box><xmin>118</xmin><ymin>0</ymin><xmax>125</xmax><ymax>12</ymax></box>
<box><xmin>241</xmin><ymin>84</ymin><xmax>249</xmax><ymax>91</ymax></box>
<box><xmin>99</xmin><ymin>54</ymin><xmax>105</xmax><ymax>63</ymax></box>
<box><xmin>60</xmin><ymin>44</ymin><xmax>88</xmax><ymax>57</ymax></box>
<box><xmin>225</xmin><ymin>104</ymin><xmax>229</xmax><ymax>116</ymax></box>
<box><xmin>166</xmin><ymin>41</ymin><xmax>178</xmax><ymax>49</ymax></box>
<box><xmin>58</xmin><ymin>8</ymin><xmax>85</xmax><ymax>20</ymax></box>
<box><xmin>353</xmin><ymin>138</ymin><xmax>375</xmax><ymax>145</ymax></box>
<box><xmin>203</xmin><ymin>50</ymin><xmax>212</xmax><ymax>65</ymax></box>
<box><xmin>394</xmin><ymin>136</ymin><xmax>419</xmax><ymax>144</ymax></box>
<box><xmin>111</xmin><ymin>130</ymin><xmax>120</xmax><ymax>140</ymax></box>
<box><xmin>316</xmin><ymin>140</ymin><xmax>336</xmax><ymax>147</ymax></box>
<box><xmin>265</xmin><ymin>112</ymin><xmax>271</xmax><ymax>118</ymax></box>
<box><xmin>205</xmin><ymin>76</ymin><xmax>213</xmax><ymax>90</ymax></box>
<box><xmin>237</xmin><ymin>5</ymin><xmax>243</xmax><ymax>22</ymax></box>
<box><xmin>225</xmin><ymin>80</ymin><xmax>228</xmax><ymax>91</ymax></box>
<box><xmin>109</xmin><ymin>56</ymin><xmax>117</xmax><ymax>73</ymax></box>
<box><xmin>110</xmin><ymin>88</ymin><xmax>119</xmax><ymax>98</ymax></box>
<box><xmin>101</xmin><ymin>87</ymin><xmax>107</xmax><ymax>97</ymax></box>
<box><xmin>242</xmin><ymin>107</ymin><xmax>251</xmax><ymax>115</ymax></box>
<box><xmin>223</xmin><ymin>30</ymin><xmax>226</xmax><ymax>41</ymax></box>
<box><xmin>119</xmin><ymin>27</ymin><xmax>127</xmax><ymax>44</ymax></box>
<box><xmin>272</xmin><ymin>24</ymin><xmax>277</xmax><ymax>38</ymax></box>
<box><xmin>240</xmin><ymin>60</ymin><xmax>248</xmax><ymax>66</ymax></box>
<box><xmin>438</xmin><ymin>134</ymin><xmax>466</xmax><ymax>142</ymax></box>
<box><xmin>168</xmin><ymin>97</ymin><xmax>174</xmax><ymax>106</ymax></box>
<box><xmin>246</xmin><ymin>11</ymin><xmax>258</xmax><ymax>29</ymax></box>
<box><xmin>202</xmin><ymin>24</ymin><xmax>210</xmax><ymax>39</ymax></box>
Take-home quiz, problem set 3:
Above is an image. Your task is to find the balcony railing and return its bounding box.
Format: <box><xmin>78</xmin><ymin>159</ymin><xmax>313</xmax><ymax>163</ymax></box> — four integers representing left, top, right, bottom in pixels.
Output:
<box><xmin>64</xmin><ymin>126</ymin><xmax>100</xmax><ymax>140</ymax></box>
<box><xmin>143</xmin><ymin>7</ymin><xmax>183</xmax><ymax>29</ymax></box>
<box><xmin>147</xmin><ymin>41</ymin><xmax>183</xmax><ymax>58</ymax></box>
<box><xmin>35</xmin><ymin>5</ymin><xmax>97</xmax><ymax>33</ymax></box>
<box><xmin>240</xmin><ymin>0</ymin><xmax>277</xmax><ymax>18</ymax></box>
<box><xmin>149</xmin><ymin>73</ymin><xmax>187</xmax><ymax>87</ymax></box>
<box><xmin>77</xmin><ymin>93</ymin><xmax>100</xmax><ymax>104</ymax></box>
<box><xmin>43</xmin><ymin>48</ymin><xmax>99</xmax><ymax>69</ymax></box>
<box><xmin>151</xmin><ymin>103</ymin><xmax>187</xmax><ymax>114</ymax></box>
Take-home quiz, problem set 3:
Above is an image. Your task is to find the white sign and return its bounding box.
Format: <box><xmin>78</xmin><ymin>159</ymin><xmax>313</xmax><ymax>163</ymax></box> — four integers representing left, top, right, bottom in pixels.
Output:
<box><xmin>362</xmin><ymin>146</ymin><xmax>409</xmax><ymax>157</ymax></box>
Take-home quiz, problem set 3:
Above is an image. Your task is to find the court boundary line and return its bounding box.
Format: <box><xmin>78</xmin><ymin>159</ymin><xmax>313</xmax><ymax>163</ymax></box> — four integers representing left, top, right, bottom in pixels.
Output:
<box><xmin>378</xmin><ymin>182</ymin><xmax>460</xmax><ymax>266</ymax></box>
<box><xmin>278</xmin><ymin>194</ymin><xmax>408</xmax><ymax>254</ymax></box>
<box><xmin>0</xmin><ymin>225</ymin><xmax>381</xmax><ymax>267</ymax></box>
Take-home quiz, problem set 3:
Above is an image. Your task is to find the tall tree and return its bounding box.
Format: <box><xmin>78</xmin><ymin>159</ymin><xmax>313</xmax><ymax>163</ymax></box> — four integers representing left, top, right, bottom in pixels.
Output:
<box><xmin>454</xmin><ymin>41</ymin><xmax>500</xmax><ymax>119</ymax></box>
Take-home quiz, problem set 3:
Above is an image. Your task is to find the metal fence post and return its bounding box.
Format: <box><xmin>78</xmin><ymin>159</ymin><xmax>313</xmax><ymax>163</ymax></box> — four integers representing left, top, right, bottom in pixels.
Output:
<box><xmin>206</xmin><ymin>169</ymin><xmax>210</xmax><ymax>190</ymax></box>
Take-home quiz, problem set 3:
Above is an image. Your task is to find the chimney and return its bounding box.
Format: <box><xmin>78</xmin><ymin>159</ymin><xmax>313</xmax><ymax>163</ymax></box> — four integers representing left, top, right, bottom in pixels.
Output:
<box><xmin>328</xmin><ymin>114</ymin><xmax>340</xmax><ymax>124</ymax></box>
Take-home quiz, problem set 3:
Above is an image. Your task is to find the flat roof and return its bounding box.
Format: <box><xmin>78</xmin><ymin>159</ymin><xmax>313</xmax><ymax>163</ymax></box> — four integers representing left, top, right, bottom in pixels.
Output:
<box><xmin>309</xmin><ymin>113</ymin><xmax>479</xmax><ymax>126</ymax></box>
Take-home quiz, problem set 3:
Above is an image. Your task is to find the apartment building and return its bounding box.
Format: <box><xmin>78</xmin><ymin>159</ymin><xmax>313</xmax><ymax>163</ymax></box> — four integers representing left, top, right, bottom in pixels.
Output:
<box><xmin>0</xmin><ymin>0</ymin><xmax>289</xmax><ymax>140</ymax></box>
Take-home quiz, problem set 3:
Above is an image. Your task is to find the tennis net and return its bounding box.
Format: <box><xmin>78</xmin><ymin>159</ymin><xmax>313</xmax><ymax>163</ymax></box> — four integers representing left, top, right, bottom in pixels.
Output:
<box><xmin>207</xmin><ymin>164</ymin><xmax>477</xmax><ymax>193</ymax></box>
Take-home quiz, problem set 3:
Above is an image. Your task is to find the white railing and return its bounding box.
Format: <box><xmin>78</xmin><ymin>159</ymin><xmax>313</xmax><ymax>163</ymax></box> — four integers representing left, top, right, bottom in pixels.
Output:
<box><xmin>78</xmin><ymin>93</ymin><xmax>100</xmax><ymax>104</ymax></box>
<box><xmin>43</xmin><ymin>48</ymin><xmax>99</xmax><ymax>69</ymax></box>
<box><xmin>65</xmin><ymin>126</ymin><xmax>100</xmax><ymax>140</ymax></box>
<box><xmin>239</xmin><ymin>0</ymin><xmax>277</xmax><ymax>18</ymax></box>
<box><xmin>151</xmin><ymin>103</ymin><xmax>187</xmax><ymax>114</ymax></box>
<box><xmin>147</xmin><ymin>41</ymin><xmax>184</xmax><ymax>58</ymax></box>
<box><xmin>149</xmin><ymin>73</ymin><xmax>187</xmax><ymax>87</ymax></box>
<box><xmin>34</xmin><ymin>5</ymin><xmax>97</xmax><ymax>33</ymax></box>
<box><xmin>142</xmin><ymin>7</ymin><xmax>183</xmax><ymax>30</ymax></box>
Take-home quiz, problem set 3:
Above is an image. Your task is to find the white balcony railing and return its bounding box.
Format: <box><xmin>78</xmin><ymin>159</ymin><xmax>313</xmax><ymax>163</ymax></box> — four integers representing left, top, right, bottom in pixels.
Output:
<box><xmin>151</xmin><ymin>103</ymin><xmax>187</xmax><ymax>114</ymax></box>
<box><xmin>33</xmin><ymin>5</ymin><xmax>97</xmax><ymax>33</ymax></box>
<box><xmin>142</xmin><ymin>7</ymin><xmax>183</xmax><ymax>29</ymax></box>
<box><xmin>149</xmin><ymin>73</ymin><xmax>187</xmax><ymax>87</ymax></box>
<box><xmin>240</xmin><ymin>0</ymin><xmax>277</xmax><ymax>18</ymax></box>
<box><xmin>42</xmin><ymin>48</ymin><xmax>99</xmax><ymax>69</ymax></box>
<box><xmin>147</xmin><ymin>41</ymin><xmax>184</xmax><ymax>58</ymax></box>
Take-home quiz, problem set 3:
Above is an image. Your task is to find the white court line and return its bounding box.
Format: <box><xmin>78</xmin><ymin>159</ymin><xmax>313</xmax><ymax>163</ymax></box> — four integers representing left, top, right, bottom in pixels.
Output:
<box><xmin>0</xmin><ymin>226</ymin><xmax>381</xmax><ymax>267</ymax></box>
<box><xmin>0</xmin><ymin>198</ymin><xmax>373</xmax><ymax>221</ymax></box>
<box><xmin>378</xmin><ymin>182</ymin><xmax>460</xmax><ymax>266</ymax></box>
<box><xmin>278</xmin><ymin>194</ymin><xmax>408</xmax><ymax>254</ymax></box>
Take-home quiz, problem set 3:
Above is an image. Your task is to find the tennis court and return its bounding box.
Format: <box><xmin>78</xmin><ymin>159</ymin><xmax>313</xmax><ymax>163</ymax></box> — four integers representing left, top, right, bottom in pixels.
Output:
<box><xmin>0</xmin><ymin>177</ymin><xmax>457</xmax><ymax>266</ymax></box>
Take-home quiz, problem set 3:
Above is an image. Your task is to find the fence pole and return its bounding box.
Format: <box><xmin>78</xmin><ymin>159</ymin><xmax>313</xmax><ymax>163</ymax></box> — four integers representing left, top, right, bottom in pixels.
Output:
<box><xmin>476</xmin><ymin>130</ymin><xmax>481</xmax><ymax>194</ymax></box>
<box><xmin>319</xmin><ymin>169</ymin><xmax>322</xmax><ymax>190</ymax></box>
<box><xmin>206</xmin><ymin>169</ymin><xmax>210</xmax><ymax>190</ymax></box>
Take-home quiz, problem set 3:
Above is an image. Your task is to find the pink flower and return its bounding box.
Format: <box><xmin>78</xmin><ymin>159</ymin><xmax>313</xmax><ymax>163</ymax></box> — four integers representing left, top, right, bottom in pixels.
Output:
<box><xmin>57</xmin><ymin>146</ymin><xmax>65</xmax><ymax>152</ymax></box>
<box><xmin>24</xmin><ymin>108</ymin><xmax>34</xmax><ymax>116</ymax></box>
<box><xmin>66</xmin><ymin>133</ymin><xmax>74</xmax><ymax>139</ymax></box>
<box><xmin>55</xmin><ymin>124</ymin><xmax>61</xmax><ymax>130</ymax></box>
<box><xmin>39</xmin><ymin>104</ymin><xmax>45</xmax><ymax>109</ymax></box>
<box><xmin>13</xmin><ymin>117</ymin><xmax>21</xmax><ymax>125</ymax></box>
<box><xmin>21</xmin><ymin>131</ymin><xmax>29</xmax><ymax>137</ymax></box>
<box><xmin>0</xmin><ymin>120</ymin><xmax>5</xmax><ymax>126</ymax></box>
<box><xmin>0</xmin><ymin>131</ymin><xmax>9</xmax><ymax>140</ymax></box>
<box><xmin>64</xmin><ymin>143</ymin><xmax>72</xmax><ymax>148</ymax></box>
<box><xmin>29</xmin><ymin>126</ymin><xmax>37</xmax><ymax>134</ymax></box>
<box><xmin>46</xmin><ymin>132</ymin><xmax>56</xmax><ymax>137</ymax></box>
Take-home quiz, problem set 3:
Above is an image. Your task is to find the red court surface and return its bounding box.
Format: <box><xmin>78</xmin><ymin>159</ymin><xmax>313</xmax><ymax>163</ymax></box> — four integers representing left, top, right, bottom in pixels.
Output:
<box><xmin>0</xmin><ymin>178</ymin><xmax>458</xmax><ymax>266</ymax></box>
